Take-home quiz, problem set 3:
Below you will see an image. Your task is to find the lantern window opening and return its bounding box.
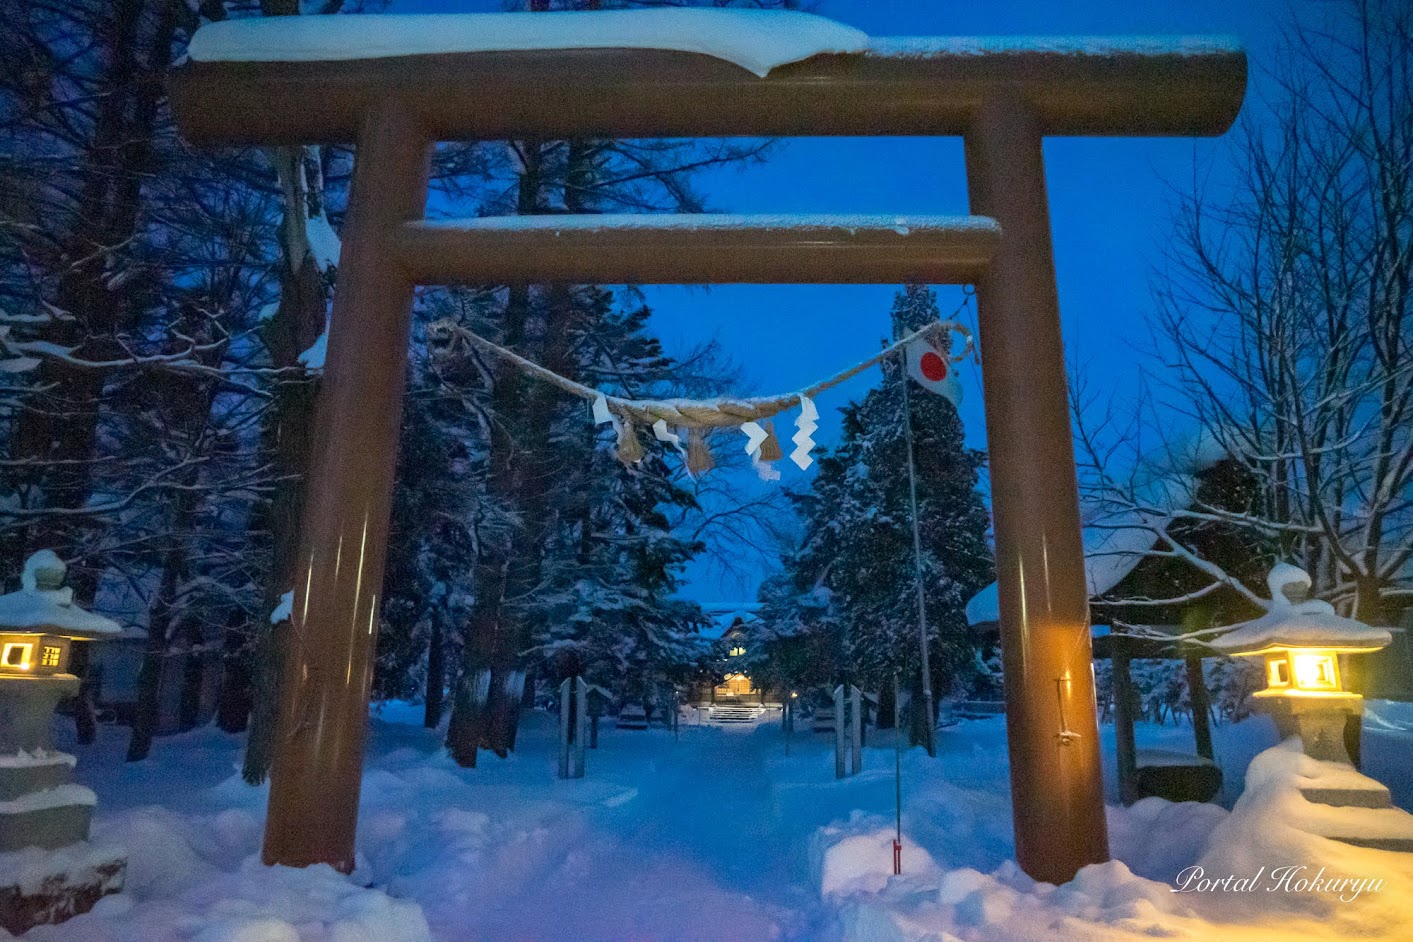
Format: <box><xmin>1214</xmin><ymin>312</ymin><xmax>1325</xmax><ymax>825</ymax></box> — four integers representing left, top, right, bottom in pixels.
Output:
<box><xmin>1292</xmin><ymin>651</ymin><xmax>1339</xmax><ymax>692</ymax></box>
<box><xmin>40</xmin><ymin>645</ymin><xmax>62</xmax><ymax>668</ymax></box>
<box><xmin>1267</xmin><ymin>656</ymin><xmax>1290</xmax><ymax>688</ymax></box>
<box><xmin>3</xmin><ymin>641</ymin><xmax>34</xmax><ymax>670</ymax></box>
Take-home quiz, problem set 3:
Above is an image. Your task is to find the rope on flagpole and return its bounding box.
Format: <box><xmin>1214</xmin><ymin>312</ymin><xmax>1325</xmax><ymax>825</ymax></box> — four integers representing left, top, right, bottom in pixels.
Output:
<box><xmin>436</xmin><ymin>318</ymin><xmax>971</xmax><ymax>430</ymax></box>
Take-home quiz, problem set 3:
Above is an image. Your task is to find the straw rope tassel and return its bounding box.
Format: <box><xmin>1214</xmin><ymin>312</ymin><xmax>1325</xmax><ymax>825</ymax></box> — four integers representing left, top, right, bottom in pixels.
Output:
<box><xmin>686</xmin><ymin>428</ymin><xmax>715</xmax><ymax>475</ymax></box>
<box><xmin>616</xmin><ymin>419</ymin><xmax>645</xmax><ymax>465</ymax></box>
<box><xmin>758</xmin><ymin>420</ymin><xmax>784</xmax><ymax>462</ymax></box>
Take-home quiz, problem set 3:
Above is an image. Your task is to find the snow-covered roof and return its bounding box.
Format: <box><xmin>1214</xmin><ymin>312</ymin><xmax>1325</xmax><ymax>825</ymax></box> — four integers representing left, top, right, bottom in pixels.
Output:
<box><xmin>697</xmin><ymin>603</ymin><xmax>761</xmax><ymax>641</ymax></box>
<box><xmin>964</xmin><ymin>582</ymin><xmax>999</xmax><ymax>626</ymax></box>
<box><xmin>187</xmin><ymin>10</ymin><xmax>870</xmax><ymax>79</ymax></box>
<box><xmin>967</xmin><ymin>430</ymin><xmax>1229</xmax><ymax>626</ymax></box>
<box><xmin>0</xmin><ymin>551</ymin><xmax>122</xmax><ymax>637</ymax></box>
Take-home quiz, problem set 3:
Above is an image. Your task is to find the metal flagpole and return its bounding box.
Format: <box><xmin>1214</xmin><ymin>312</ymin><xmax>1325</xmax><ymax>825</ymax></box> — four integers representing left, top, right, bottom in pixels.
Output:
<box><xmin>899</xmin><ymin>339</ymin><xmax>937</xmax><ymax>757</ymax></box>
<box><xmin>893</xmin><ymin>673</ymin><xmax>903</xmax><ymax>875</ymax></box>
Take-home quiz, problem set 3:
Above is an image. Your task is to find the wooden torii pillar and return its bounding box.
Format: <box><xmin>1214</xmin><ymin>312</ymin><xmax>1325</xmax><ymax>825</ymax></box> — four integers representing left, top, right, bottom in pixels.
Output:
<box><xmin>170</xmin><ymin>13</ymin><xmax>1245</xmax><ymax>885</ymax></box>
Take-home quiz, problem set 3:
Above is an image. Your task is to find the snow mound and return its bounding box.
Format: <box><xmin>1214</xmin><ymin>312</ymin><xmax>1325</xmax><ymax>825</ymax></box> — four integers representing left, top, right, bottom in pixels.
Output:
<box><xmin>1193</xmin><ymin>740</ymin><xmax>1413</xmax><ymax>928</ymax></box>
<box><xmin>1107</xmin><ymin>796</ymin><xmax>1228</xmax><ymax>883</ymax></box>
<box><xmin>812</xmin><ymin>813</ymin><xmax>941</xmax><ymax>898</ymax></box>
<box><xmin>47</xmin><ymin>803</ymin><xmax>429</xmax><ymax>942</ymax></box>
<box><xmin>818</xmin><ymin>738</ymin><xmax>1413</xmax><ymax>941</ymax></box>
<box><xmin>187</xmin><ymin>10</ymin><xmax>870</xmax><ymax>78</ymax></box>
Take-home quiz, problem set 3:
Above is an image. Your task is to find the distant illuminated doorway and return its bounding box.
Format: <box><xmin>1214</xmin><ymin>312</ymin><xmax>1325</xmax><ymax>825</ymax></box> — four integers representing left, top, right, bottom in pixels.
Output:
<box><xmin>715</xmin><ymin>673</ymin><xmax>757</xmax><ymax>700</ymax></box>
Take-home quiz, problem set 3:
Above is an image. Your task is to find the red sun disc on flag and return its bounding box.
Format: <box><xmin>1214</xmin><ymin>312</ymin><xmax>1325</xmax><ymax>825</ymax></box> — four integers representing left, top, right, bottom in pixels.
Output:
<box><xmin>919</xmin><ymin>351</ymin><xmax>949</xmax><ymax>382</ymax></box>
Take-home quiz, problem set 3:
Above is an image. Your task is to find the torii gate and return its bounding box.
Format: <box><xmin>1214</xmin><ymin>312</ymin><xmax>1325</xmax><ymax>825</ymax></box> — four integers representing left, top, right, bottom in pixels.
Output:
<box><xmin>170</xmin><ymin>10</ymin><xmax>1245</xmax><ymax>886</ymax></box>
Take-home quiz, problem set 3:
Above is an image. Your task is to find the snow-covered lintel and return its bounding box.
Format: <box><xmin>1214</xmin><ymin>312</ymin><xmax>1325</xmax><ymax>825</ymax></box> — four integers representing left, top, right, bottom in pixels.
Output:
<box><xmin>173</xmin><ymin>11</ymin><xmax>1246</xmax><ymax>147</ymax></box>
<box><xmin>394</xmin><ymin>214</ymin><xmax>1001</xmax><ymax>287</ymax></box>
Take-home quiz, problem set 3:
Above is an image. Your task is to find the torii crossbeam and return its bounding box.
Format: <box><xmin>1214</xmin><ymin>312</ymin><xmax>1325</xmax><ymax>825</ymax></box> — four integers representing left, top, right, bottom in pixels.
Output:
<box><xmin>170</xmin><ymin>9</ymin><xmax>1245</xmax><ymax>886</ymax></box>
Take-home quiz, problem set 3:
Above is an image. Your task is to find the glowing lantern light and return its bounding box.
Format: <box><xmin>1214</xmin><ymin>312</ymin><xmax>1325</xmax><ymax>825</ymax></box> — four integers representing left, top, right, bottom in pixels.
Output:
<box><xmin>1211</xmin><ymin>563</ymin><xmax>1391</xmax><ymax>762</ymax></box>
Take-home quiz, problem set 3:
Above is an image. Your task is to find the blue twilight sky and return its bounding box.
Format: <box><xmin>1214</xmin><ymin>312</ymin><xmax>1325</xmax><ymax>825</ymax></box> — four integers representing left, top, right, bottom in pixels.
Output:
<box><xmin>398</xmin><ymin>0</ymin><xmax>1306</xmax><ymax>601</ymax></box>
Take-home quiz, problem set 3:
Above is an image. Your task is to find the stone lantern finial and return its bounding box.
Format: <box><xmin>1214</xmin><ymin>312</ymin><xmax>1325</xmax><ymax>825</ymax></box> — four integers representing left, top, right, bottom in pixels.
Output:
<box><xmin>1266</xmin><ymin>561</ymin><xmax>1312</xmax><ymax>606</ymax></box>
<box><xmin>23</xmin><ymin>550</ymin><xmax>66</xmax><ymax>593</ymax></box>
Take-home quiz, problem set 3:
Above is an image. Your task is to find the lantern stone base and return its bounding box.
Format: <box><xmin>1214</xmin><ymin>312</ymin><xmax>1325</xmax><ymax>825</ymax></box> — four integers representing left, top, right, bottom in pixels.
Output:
<box><xmin>0</xmin><ymin>674</ymin><xmax>79</xmax><ymax>754</ymax></box>
<box><xmin>0</xmin><ymin>840</ymin><xmax>125</xmax><ymax>935</ymax></box>
<box><xmin>1296</xmin><ymin>709</ymin><xmax>1356</xmax><ymax>764</ymax></box>
<box><xmin>1254</xmin><ymin>694</ymin><xmax>1362</xmax><ymax>765</ymax></box>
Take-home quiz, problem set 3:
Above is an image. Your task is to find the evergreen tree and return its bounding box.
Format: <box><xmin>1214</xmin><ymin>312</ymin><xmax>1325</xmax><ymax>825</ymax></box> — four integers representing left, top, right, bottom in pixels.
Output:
<box><xmin>754</xmin><ymin>286</ymin><xmax>993</xmax><ymax>735</ymax></box>
<box><xmin>526</xmin><ymin>297</ymin><xmax>708</xmax><ymax>706</ymax></box>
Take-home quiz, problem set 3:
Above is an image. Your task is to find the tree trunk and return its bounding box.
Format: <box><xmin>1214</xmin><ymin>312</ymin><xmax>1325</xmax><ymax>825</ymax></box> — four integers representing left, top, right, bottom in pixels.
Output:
<box><xmin>876</xmin><ymin>680</ymin><xmax>896</xmax><ymax>730</ymax></box>
<box><xmin>217</xmin><ymin>639</ymin><xmax>253</xmax><ymax>734</ymax></box>
<box><xmin>178</xmin><ymin>637</ymin><xmax>205</xmax><ymax>732</ymax></box>
<box><xmin>424</xmin><ymin>613</ymin><xmax>445</xmax><ymax>728</ymax></box>
<box><xmin>242</xmin><ymin>142</ymin><xmax>328</xmax><ymax>783</ymax></box>
<box><xmin>1343</xmin><ymin>574</ymin><xmax>1387</xmax><ymax>769</ymax></box>
<box><xmin>68</xmin><ymin>642</ymin><xmax>99</xmax><ymax>746</ymax></box>
<box><xmin>127</xmin><ymin>562</ymin><xmax>181</xmax><ymax>762</ymax></box>
<box><xmin>447</xmin><ymin>140</ymin><xmax>546</xmax><ymax>766</ymax></box>
<box><xmin>2</xmin><ymin>0</ymin><xmax>179</xmax><ymax>588</ymax></box>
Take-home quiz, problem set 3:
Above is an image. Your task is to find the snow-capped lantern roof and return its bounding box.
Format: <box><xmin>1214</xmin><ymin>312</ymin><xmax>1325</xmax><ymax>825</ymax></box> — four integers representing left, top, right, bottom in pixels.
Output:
<box><xmin>1209</xmin><ymin>564</ymin><xmax>1391</xmax><ymax>656</ymax></box>
<box><xmin>0</xmin><ymin>551</ymin><xmax>122</xmax><ymax>638</ymax></box>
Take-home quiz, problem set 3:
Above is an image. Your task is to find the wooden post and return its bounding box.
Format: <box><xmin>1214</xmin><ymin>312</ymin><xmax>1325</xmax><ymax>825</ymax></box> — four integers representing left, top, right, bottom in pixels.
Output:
<box><xmin>834</xmin><ymin>684</ymin><xmax>846</xmax><ymax>780</ymax></box>
<box><xmin>1111</xmin><ymin>649</ymin><xmax>1140</xmax><ymax>805</ymax></box>
<box><xmin>574</xmin><ymin>676</ymin><xmax>587</xmax><ymax>778</ymax></box>
<box><xmin>588</xmin><ymin>687</ymin><xmax>601</xmax><ymax>749</ymax></box>
<box><xmin>1185</xmin><ymin>654</ymin><xmax>1214</xmax><ymax>761</ymax></box>
<box><xmin>965</xmin><ymin>96</ymin><xmax>1110</xmax><ymax>882</ymax></box>
<box><xmin>262</xmin><ymin>104</ymin><xmax>431</xmax><ymax>872</ymax></box>
<box><xmin>850</xmin><ymin>684</ymin><xmax>863</xmax><ymax>776</ymax></box>
<box><xmin>558</xmin><ymin>677</ymin><xmax>572</xmax><ymax>780</ymax></box>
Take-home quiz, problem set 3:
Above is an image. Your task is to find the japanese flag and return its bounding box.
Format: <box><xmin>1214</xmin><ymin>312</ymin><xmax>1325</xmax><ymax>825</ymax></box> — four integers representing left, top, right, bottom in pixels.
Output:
<box><xmin>905</xmin><ymin>337</ymin><xmax>963</xmax><ymax>405</ymax></box>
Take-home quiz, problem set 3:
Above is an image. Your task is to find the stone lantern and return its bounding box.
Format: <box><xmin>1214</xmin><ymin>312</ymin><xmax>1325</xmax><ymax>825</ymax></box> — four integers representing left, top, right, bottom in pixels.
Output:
<box><xmin>1210</xmin><ymin>563</ymin><xmax>1391</xmax><ymax>764</ymax></box>
<box><xmin>0</xmin><ymin>550</ymin><xmax>125</xmax><ymax>933</ymax></box>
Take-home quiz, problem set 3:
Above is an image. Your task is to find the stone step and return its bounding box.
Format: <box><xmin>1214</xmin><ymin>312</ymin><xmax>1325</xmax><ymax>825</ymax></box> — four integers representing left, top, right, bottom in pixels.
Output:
<box><xmin>1301</xmin><ymin>784</ymin><xmax>1393</xmax><ymax>809</ymax></box>
<box><xmin>1301</xmin><ymin>794</ymin><xmax>1413</xmax><ymax>855</ymax></box>
<box><xmin>0</xmin><ymin>802</ymin><xmax>94</xmax><ymax>853</ymax></box>
<box><xmin>1328</xmin><ymin>834</ymin><xmax>1413</xmax><ymax>853</ymax></box>
<box><xmin>707</xmin><ymin>706</ymin><xmax>764</xmax><ymax>725</ymax></box>
<box><xmin>0</xmin><ymin>753</ymin><xmax>77</xmax><ymax>802</ymax></box>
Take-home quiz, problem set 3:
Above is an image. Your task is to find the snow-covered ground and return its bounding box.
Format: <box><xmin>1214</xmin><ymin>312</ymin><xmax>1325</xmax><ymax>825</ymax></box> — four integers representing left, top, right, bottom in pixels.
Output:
<box><xmin>21</xmin><ymin>702</ymin><xmax>1413</xmax><ymax>941</ymax></box>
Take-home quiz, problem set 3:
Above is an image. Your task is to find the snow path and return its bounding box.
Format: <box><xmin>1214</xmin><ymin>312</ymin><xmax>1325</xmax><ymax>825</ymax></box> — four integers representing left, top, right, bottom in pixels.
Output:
<box><xmin>32</xmin><ymin>703</ymin><xmax>1413</xmax><ymax>941</ymax></box>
